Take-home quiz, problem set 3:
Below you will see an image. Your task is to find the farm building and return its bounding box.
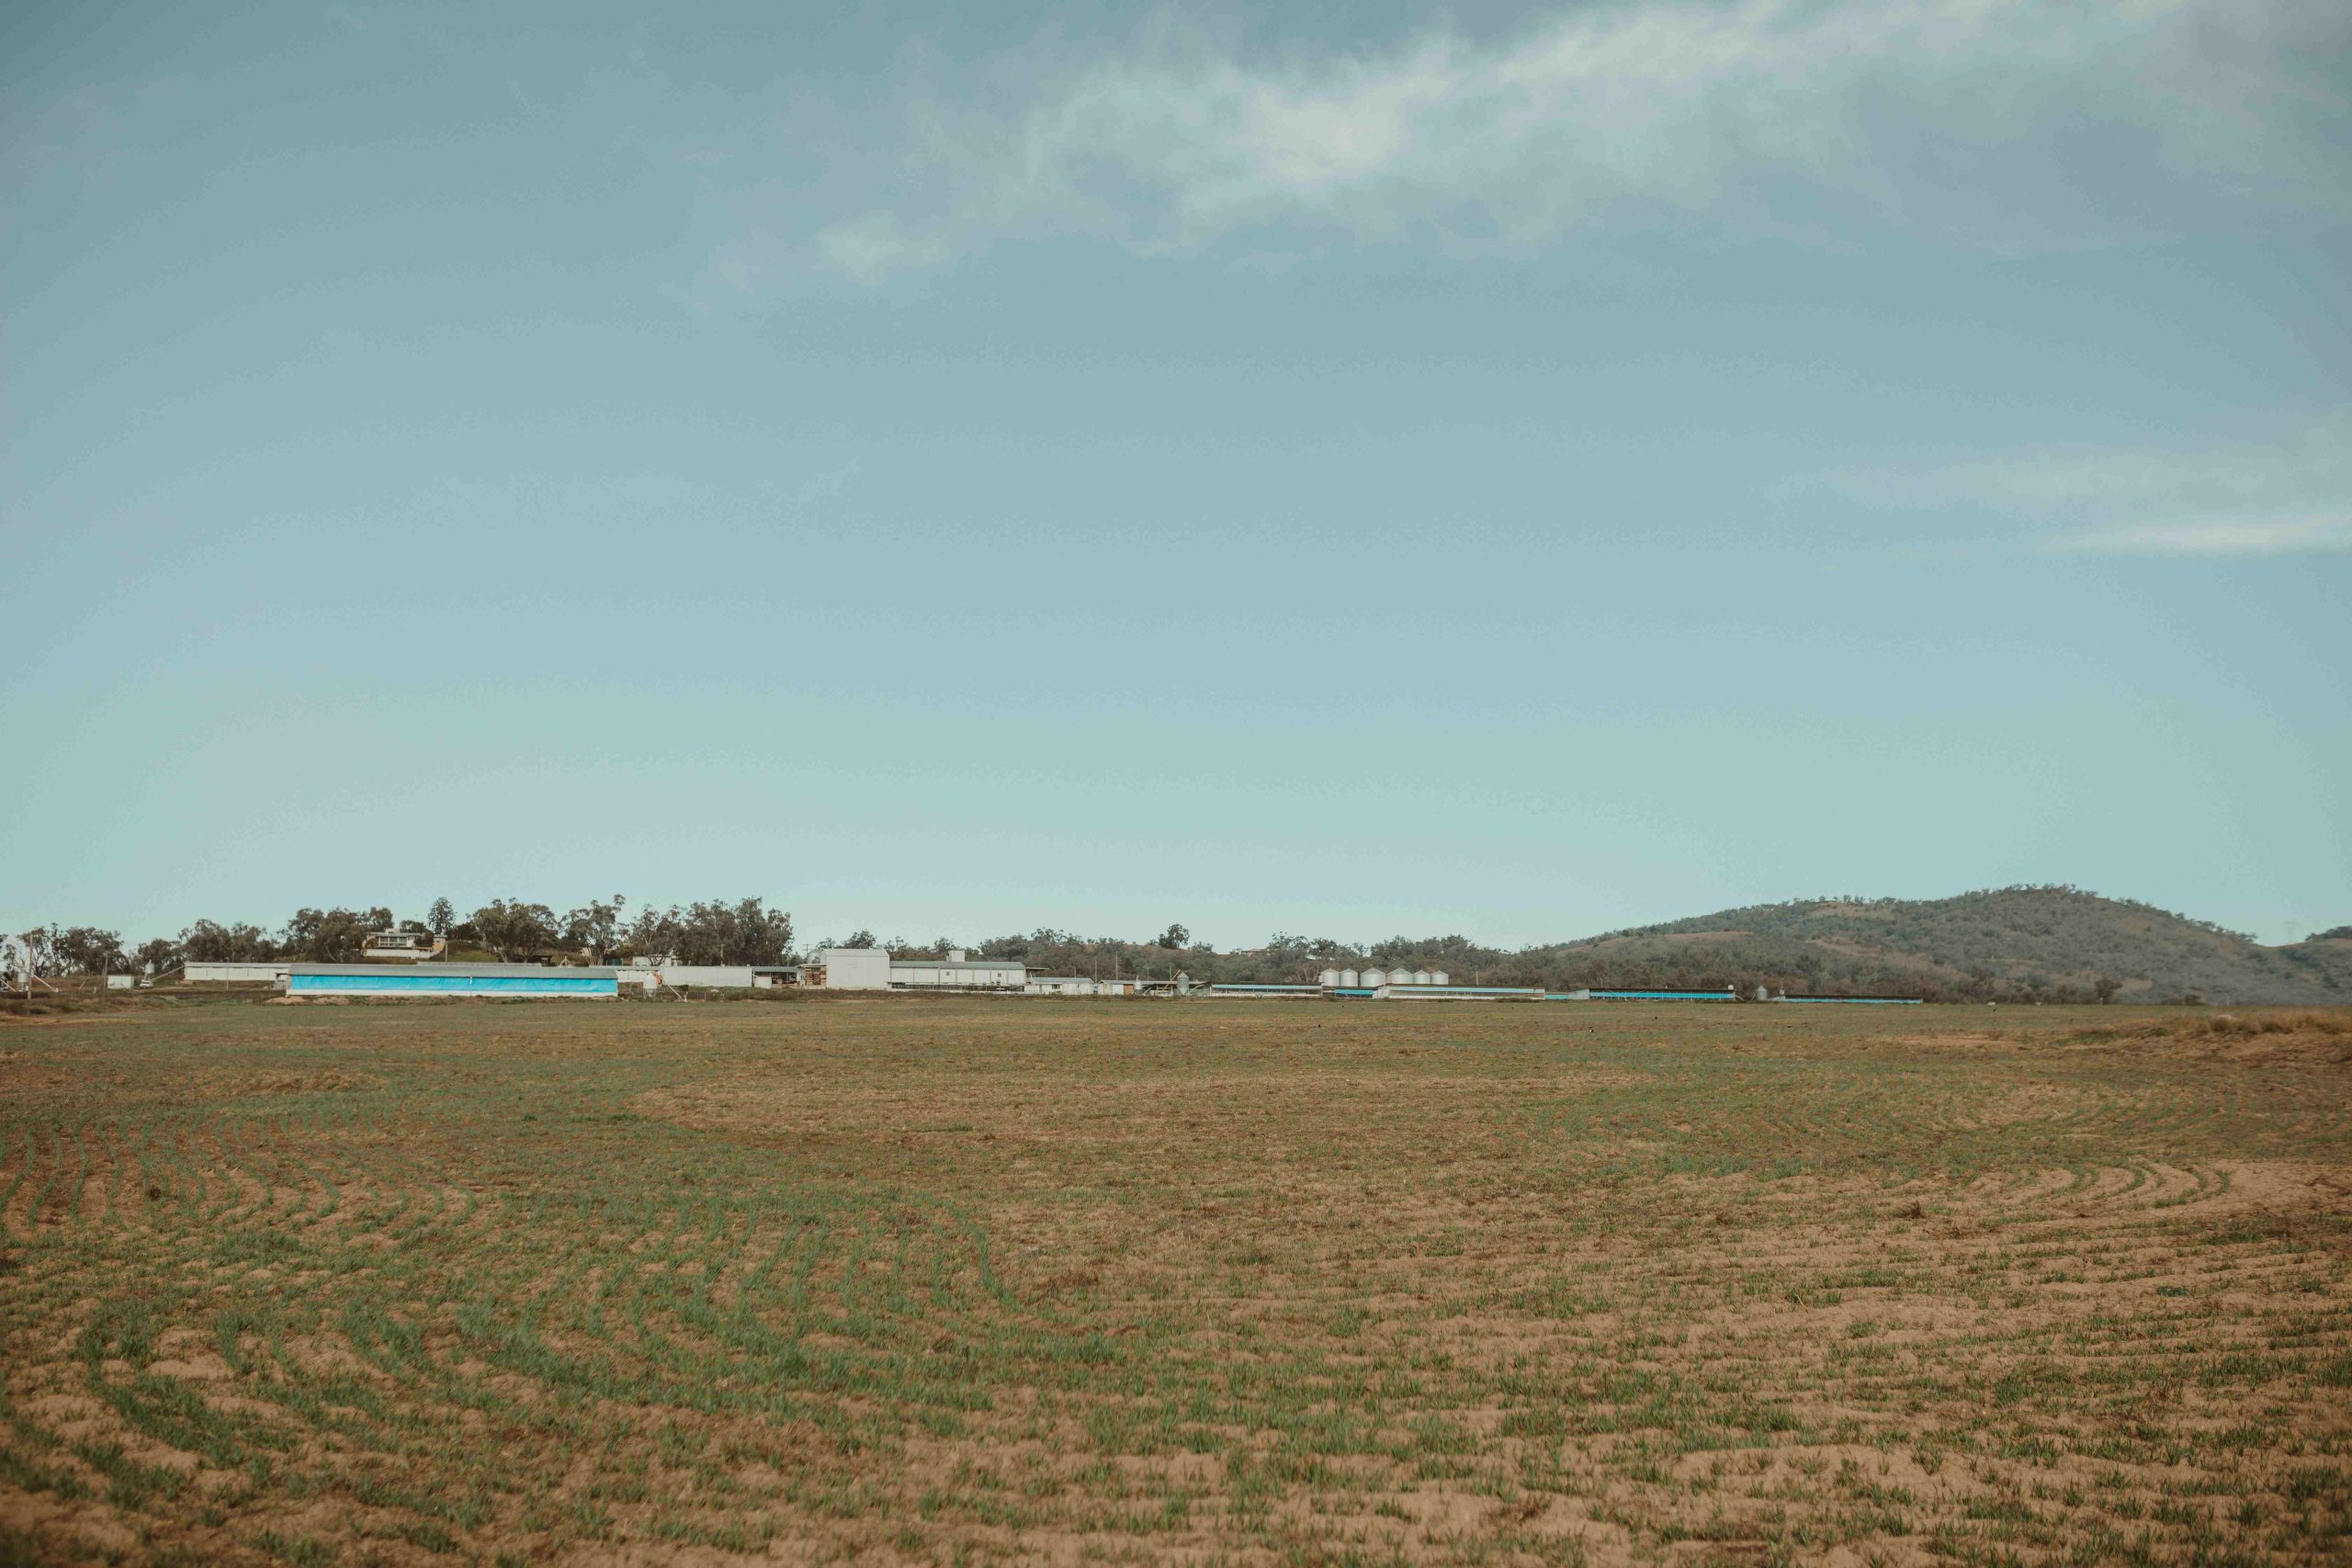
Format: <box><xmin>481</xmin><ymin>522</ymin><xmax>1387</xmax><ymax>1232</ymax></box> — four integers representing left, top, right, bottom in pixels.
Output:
<box><xmin>807</xmin><ymin>947</ymin><xmax>1027</xmax><ymax>990</ymax></box>
<box><xmin>616</xmin><ymin>964</ymin><xmax>754</xmax><ymax>989</ymax></box>
<box><xmin>186</xmin><ymin>960</ymin><xmax>292</xmax><ymax>984</ymax></box>
<box><xmin>287</xmin><ymin>964</ymin><xmax>618</xmax><ymax>998</ymax></box>
<box><xmin>360</xmin><ymin>931</ymin><xmax>442</xmax><ymax>962</ymax></box>
<box><xmin>612</xmin><ymin>964</ymin><xmax>800</xmax><ymax>990</ymax></box>
<box><xmin>891</xmin><ymin>952</ymin><xmax>1027</xmax><ymax>990</ymax></box>
<box><xmin>808</xmin><ymin>947</ymin><xmax>889</xmax><ymax>988</ymax></box>
<box><xmin>1025</xmin><ymin>976</ymin><xmax>1137</xmax><ymax>997</ymax></box>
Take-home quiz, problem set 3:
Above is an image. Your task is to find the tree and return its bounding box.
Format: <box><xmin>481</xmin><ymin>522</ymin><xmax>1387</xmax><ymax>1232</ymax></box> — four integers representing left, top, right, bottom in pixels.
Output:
<box><xmin>616</xmin><ymin>898</ymin><xmax>791</xmax><ymax>965</ymax></box>
<box><xmin>2092</xmin><ymin>975</ymin><xmax>2121</xmax><ymax>1005</ymax></box>
<box><xmin>133</xmin><ymin>938</ymin><xmax>183</xmax><ymax>977</ymax></box>
<box><xmin>562</xmin><ymin>897</ymin><xmax>628</xmax><ymax>963</ymax></box>
<box><xmin>470</xmin><ymin>900</ymin><xmax>558</xmax><ymax>961</ymax></box>
<box><xmin>623</xmin><ymin>905</ymin><xmax>682</xmax><ymax>964</ymax></box>
<box><xmin>1156</xmin><ymin>923</ymin><xmax>1190</xmax><ymax>950</ymax></box>
<box><xmin>280</xmin><ymin>908</ymin><xmax>379</xmax><ymax>962</ymax></box>
<box><xmin>51</xmin><ymin>926</ymin><xmax>127</xmax><ymax>976</ymax></box>
<box><xmin>180</xmin><ymin>919</ymin><xmax>277</xmax><ymax>963</ymax></box>
<box><xmin>840</xmin><ymin>930</ymin><xmax>877</xmax><ymax>949</ymax></box>
<box><xmin>17</xmin><ymin>927</ymin><xmax>58</xmax><ymax>982</ymax></box>
<box><xmin>426</xmin><ymin>897</ymin><xmax>455</xmax><ymax>937</ymax></box>
<box><xmin>674</xmin><ymin>898</ymin><xmax>793</xmax><ymax>965</ymax></box>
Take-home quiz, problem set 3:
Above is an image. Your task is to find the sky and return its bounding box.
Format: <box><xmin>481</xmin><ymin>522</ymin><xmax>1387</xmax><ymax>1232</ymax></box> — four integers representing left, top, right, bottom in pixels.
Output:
<box><xmin>3</xmin><ymin>0</ymin><xmax>2347</xmax><ymax>953</ymax></box>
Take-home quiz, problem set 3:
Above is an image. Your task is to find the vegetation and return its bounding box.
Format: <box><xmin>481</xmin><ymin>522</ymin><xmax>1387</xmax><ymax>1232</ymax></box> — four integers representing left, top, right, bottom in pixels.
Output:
<box><xmin>953</xmin><ymin>889</ymin><xmax>2349</xmax><ymax>1004</ymax></box>
<box><xmin>1544</xmin><ymin>886</ymin><xmax>2352</xmax><ymax>1005</ymax></box>
<box><xmin>1</xmin><ymin>998</ymin><xmax>2346</xmax><ymax>1563</ymax></box>
<box><xmin>15</xmin><ymin>887</ymin><xmax>2347</xmax><ymax>1002</ymax></box>
<box><xmin>17</xmin><ymin>897</ymin><xmax>795</xmax><ymax>981</ymax></box>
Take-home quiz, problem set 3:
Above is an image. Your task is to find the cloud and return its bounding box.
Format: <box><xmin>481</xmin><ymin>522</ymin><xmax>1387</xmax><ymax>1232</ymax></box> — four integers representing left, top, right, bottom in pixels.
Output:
<box><xmin>1831</xmin><ymin>421</ymin><xmax>2352</xmax><ymax>513</ymax></box>
<box><xmin>722</xmin><ymin>0</ymin><xmax>2352</xmax><ymax>285</ymax></box>
<box><xmin>2047</xmin><ymin>515</ymin><xmax>2352</xmax><ymax>557</ymax></box>
<box><xmin>1820</xmin><ymin>415</ymin><xmax>2352</xmax><ymax>558</ymax></box>
<box><xmin>812</xmin><ymin>212</ymin><xmax>953</xmax><ymax>287</ymax></box>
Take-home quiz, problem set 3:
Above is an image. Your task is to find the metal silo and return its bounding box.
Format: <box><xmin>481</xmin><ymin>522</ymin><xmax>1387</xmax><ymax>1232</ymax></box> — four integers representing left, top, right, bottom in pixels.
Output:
<box><xmin>1340</xmin><ymin>968</ymin><xmax>1359</xmax><ymax>987</ymax></box>
<box><xmin>1431</xmin><ymin>970</ymin><xmax>1451</xmax><ymax>987</ymax></box>
<box><xmin>1363</xmin><ymin>968</ymin><xmax>1388</xmax><ymax>988</ymax></box>
<box><xmin>1411</xmin><ymin>969</ymin><xmax>1432</xmax><ymax>987</ymax></box>
<box><xmin>1317</xmin><ymin>968</ymin><xmax>1340</xmax><ymax>988</ymax></box>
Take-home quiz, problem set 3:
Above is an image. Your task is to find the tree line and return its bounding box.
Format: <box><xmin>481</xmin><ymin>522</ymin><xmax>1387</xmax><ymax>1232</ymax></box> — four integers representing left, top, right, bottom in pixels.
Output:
<box><xmin>9</xmin><ymin>905</ymin><xmax>2173</xmax><ymax>1001</ymax></box>
<box><xmin>8</xmin><ymin>896</ymin><xmax>794</xmax><ymax>980</ymax></box>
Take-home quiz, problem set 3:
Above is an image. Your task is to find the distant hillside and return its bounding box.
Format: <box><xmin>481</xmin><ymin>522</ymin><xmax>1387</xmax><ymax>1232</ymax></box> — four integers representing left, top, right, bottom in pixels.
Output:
<box><xmin>1522</xmin><ymin>887</ymin><xmax>2352</xmax><ymax>1005</ymax></box>
<box><xmin>967</xmin><ymin>887</ymin><xmax>2350</xmax><ymax>1002</ymax></box>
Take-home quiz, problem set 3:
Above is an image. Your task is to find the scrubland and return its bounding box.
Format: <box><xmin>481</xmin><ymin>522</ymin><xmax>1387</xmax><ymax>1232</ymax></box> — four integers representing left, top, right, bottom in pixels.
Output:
<box><xmin>1</xmin><ymin>998</ymin><xmax>2347</xmax><ymax>1566</ymax></box>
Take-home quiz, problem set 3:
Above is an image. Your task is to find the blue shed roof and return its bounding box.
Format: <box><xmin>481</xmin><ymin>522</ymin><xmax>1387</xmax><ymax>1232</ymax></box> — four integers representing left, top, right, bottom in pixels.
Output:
<box><xmin>290</xmin><ymin>963</ymin><xmax>619</xmax><ymax>978</ymax></box>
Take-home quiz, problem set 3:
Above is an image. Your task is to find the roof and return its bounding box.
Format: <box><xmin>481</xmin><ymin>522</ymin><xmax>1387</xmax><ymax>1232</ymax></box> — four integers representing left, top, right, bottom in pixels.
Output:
<box><xmin>290</xmin><ymin>963</ymin><xmax>619</xmax><ymax>978</ymax></box>
<box><xmin>890</xmin><ymin>957</ymin><xmax>1026</xmax><ymax>970</ymax></box>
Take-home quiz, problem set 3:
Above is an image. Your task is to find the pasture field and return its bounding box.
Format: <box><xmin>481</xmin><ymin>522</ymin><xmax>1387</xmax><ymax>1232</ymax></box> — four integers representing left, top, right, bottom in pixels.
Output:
<box><xmin>1</xmin><ymin>998</ymin><xmax>2348</xmax><ymax>1567</ymax></box>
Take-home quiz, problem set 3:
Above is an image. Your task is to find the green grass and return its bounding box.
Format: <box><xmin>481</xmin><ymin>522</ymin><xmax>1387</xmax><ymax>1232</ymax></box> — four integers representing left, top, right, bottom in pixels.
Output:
<box><xmin>0</xmin><ymin>998</ymin><xmax>2346</xmax><ymax>1563</ymax></box>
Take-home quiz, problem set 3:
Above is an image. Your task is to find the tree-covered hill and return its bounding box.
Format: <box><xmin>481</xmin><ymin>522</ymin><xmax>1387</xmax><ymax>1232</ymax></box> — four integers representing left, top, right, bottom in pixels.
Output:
<box><xmin>1519</xmin><ymin>887</ymin><xmax>2352</xmax><ymax>1003</ymax></box>
<box><xmin>971</xmin><ymin>887</ymin><xmax>2350</xmax><ymax>1003</ymax></box>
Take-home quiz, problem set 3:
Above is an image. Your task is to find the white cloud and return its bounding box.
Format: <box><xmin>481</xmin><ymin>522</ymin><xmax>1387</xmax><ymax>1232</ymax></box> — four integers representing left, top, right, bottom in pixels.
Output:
<box><xmin>2047</xmin><ymin>515</ymin><xmax>2352</xmax><ymax>557</ymax></box>
<box><xmin>1830</xmin><ymin>422</ymin><xmax>2352</xmax><ymax>513</ymax></box>
<box><xmin>1821</xmin><ymin>416</ymin><xmax>2352</xmax><ymax>558</ymax></box>
<box><xmin>745</xmin><ymin>0</ymin><xmax>2351</xmax><ymax>284</ymax></box>
<box><xmin>811</xmin><ymin>212</ymin><xmax>953</xmax><ymax>287</ymax></box>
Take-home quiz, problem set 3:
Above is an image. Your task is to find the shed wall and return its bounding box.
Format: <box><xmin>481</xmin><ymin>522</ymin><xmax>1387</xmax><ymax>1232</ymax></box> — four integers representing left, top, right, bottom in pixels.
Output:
<box><xmin>288</xmin><ymin>969</ymin><xmax>616</xmax><ymax>998</ymax></box>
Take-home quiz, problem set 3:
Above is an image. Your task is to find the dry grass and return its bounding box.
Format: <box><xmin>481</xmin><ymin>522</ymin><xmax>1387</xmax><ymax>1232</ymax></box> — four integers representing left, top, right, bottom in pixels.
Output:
<box><xmin>1</xmin><ymin>998</ymin><xmax>2347</xmax><ymax>1566</ymax></box>
<box><xmin>2065</xmin><ymin>1011</ymin><xmax>2352</xmax><ymax>1043</ymax></box>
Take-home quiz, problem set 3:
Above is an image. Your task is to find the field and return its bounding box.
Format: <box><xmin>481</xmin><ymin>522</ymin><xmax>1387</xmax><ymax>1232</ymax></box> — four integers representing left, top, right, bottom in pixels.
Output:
<box><xmin>2</xmin><ymin>998</ymin><xmax>2348</xmax><ymax>1567</ymax></box>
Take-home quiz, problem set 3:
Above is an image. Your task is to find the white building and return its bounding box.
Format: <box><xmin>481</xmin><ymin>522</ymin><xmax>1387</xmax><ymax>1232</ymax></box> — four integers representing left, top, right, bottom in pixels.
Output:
<box><xmin>185</xmin><ymin>960</ymin><xmax>292</xmax><ymax>984</ymax></box>
<box><xmin>809</xmin><ymin>946</ymin><xmax>891</xmax><ymax>989</ymax></box>
<box><xmin>889</xmin><ymin>950</ymin><xmax>1026</xmax><ymax>989</ymax></box>
<box><xmin>1025</xmin><ymin>976</ymin><xmax>1136</xmax><ymax>997</ymax></box>
<box><xmin>808</xmin><ymin>947</ymin><xmax>1027</xmax><ymax>991</ymax></box>
<box><xmin>615</xmin><ymin>964</ymin><xmax>757</xmax><ymax>989</ymax></box>
<box><xmin>359</xmin><ymin>931</ymin><xmax>441</xmax><ymax>963</ymax></box>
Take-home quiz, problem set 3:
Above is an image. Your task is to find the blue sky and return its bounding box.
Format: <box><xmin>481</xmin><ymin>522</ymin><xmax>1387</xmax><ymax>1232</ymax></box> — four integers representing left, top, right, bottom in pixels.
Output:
<box><xmin>3</xmin><ymin>0</ymin><xmax>2346</xmax><ymax>952</ymax></box>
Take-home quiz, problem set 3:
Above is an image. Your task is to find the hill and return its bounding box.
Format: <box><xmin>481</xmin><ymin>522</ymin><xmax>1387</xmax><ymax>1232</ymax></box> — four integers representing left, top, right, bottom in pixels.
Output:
<box><xmin>1522</xmin><ymin>887</ymin><xmax>2352</xmax><ymax>1004</ymax></box>
<box><xmin>965</xmin><ymin>888</ymin><xmax>2348</xmax><ymax>1003</ymax></box>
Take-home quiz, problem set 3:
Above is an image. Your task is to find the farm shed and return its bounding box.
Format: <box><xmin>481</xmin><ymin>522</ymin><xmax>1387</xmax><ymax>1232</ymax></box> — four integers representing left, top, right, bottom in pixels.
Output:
<box><xmin>1025</xmin><ymin>976</ymin><xmax>1136</xmax><ymax>997</ymax></box>
<box><xmin>186</xmin><ymin>960</ymin><xmax>292</xmax><ymax>984</ymax></box>
<box><xmin>614</xmin><ymin>964</ymin><xmax>757</xmax><ymax>989</ymax></box>
<box><xmin>888</xmin><ymin>952</ymin><xmax>1027</xmax><ymax>990</ymax></box>
<box><xmin>808</xmin><ymin>947</ymin><xmax>890</xmax><ymax>988</ymax></box>
<box><xmin>808</xmin><ymin>947</ymin><xmax>1028</xmax><ymax>991</ymax></box>
<box><xmin>288</xmin><ymin>964</ymin><xmax>618</xmax><ymax>998</ymax></box>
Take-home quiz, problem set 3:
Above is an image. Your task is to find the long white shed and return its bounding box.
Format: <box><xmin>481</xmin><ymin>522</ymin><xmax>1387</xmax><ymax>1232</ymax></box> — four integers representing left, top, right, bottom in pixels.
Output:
<box><xmin>186</xmin><ymin>960</ymin><xmax>292</xmax><ymax>984</ymax></box>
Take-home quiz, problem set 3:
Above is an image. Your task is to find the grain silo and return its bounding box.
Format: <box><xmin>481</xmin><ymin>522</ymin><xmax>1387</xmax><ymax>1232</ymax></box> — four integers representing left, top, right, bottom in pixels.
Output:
<box><xmin>1340</xmin><ymin>968</ymin><xmax>1359</xmax><ymax>987</ymax></box>
<box><xmin>1430</xmin><ymin>970</ymin><xmax>1451</xmax><ymax>986</ymax></box>
<box><xmin>1411</xmin><ymin>969</ymin><xmax>1433</xmax><ymax>987</ymax></box>
<box><xmin>1317</xmin><ymin>968</ymin><xmax>1340</xmax><ymax>988</ymax></box>
<box><xmin>1363</xmin><ymin>968</ymin><xmax>1388</xmax><ymax>988</ymax></box>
